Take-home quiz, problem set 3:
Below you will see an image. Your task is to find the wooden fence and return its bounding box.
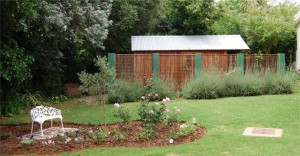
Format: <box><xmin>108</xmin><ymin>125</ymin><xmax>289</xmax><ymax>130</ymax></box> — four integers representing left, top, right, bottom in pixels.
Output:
<box><xmin>108</xmin><ymin>53</ymin><xmax>285</xmax><ymax>88</ymax></box>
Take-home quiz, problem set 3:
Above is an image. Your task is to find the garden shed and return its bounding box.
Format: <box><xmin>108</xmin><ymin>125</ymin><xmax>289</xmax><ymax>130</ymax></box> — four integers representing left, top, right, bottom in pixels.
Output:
<box><xmin>124</xmin><ymin>35</ymin><xmax>250</xmax><ymax>86</ymax></box>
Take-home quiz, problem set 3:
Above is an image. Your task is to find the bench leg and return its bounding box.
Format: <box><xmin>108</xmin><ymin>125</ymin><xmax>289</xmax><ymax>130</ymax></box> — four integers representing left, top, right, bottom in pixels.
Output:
<box><xmin>30</xmin><ymin>121</ymin><xmax>34</xmax><ymax>135</ymax></box>
<box><xmin>61</xmin><ymin>118</ymin><xmax>64</xmax><ymax>131</ymax></box>
<box><xmin>40</xmin><ymin>123</ymin><xmax>44</xmax><ymax>136</ymax></box>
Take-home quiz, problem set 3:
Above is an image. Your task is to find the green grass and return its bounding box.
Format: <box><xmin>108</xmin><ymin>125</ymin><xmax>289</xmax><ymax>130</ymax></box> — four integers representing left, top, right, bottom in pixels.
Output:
<box><xmin>1</xmin><ymin>85</ymin><xmax>300</xmax><ymax>155</ymax></box>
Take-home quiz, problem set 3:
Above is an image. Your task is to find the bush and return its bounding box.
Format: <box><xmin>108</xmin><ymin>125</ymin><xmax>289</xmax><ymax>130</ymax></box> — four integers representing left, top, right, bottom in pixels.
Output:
<box><xmin>0</xmin><ymin>133</ymin><xmax>13</xmax><ymax>140</ymax></box>
<box><xmin>113</xmin><ymin>103</ymin><xmax>131</xmax><ymax>124</ymax></box>
<box><xmin>182</xmin><ymin>70</ymin><xmax>297</xmax><ymax>99</ymax></box>
<box><xmin>182</xmin><ymin>72</ymin><xmax>222</xmax><ymax>99</ymax></box>
<box><xmin>150</xmin><ymin>78</ymin><xmax>176</xmax><ymax>100</ymax></box>
<box><xmin>108</xmin><ymin>80</ymin><xmax>143</xmax><ymax>103</ymax></box>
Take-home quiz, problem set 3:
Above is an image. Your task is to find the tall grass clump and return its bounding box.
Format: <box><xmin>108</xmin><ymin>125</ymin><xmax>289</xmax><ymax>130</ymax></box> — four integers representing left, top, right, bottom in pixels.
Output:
<box><xmin>182</xmin><ymin>69</ymin><xmax>297</xmax><ymax>99</ymax></box>
<box><xmin>263</xmin><ymin>71</ymin><xmax>297</xmax><ymax>94</ymax></box>
<box><xmin>108</xmin><ymin>79</ymin><xmax>143</xmax><ymax>103</ymax></box>
<box><xmin>182</xmin><ymin>71</ymin><xmax>223</xmax><ymax>99</ymax></box>
<box><xmin>145</xmin><ymin>75</ymin><xmax>176</xmax><ymax>100</ymax></box>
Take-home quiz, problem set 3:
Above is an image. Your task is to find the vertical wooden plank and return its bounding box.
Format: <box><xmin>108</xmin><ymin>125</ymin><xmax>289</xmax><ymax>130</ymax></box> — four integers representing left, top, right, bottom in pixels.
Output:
<box><xmin>195</xmin><ymin>53</ymin><xmax>202</xmax><ymax>78</ymax></box>
<box><xmin>152</xmin><ymin>53</ymin><xmax>159</xmax><ymax>76</ymax></box>
<box><xmin>278</xmin><ymin>53</ymin><xmax>285</xmax><ymax>74</ymax></box>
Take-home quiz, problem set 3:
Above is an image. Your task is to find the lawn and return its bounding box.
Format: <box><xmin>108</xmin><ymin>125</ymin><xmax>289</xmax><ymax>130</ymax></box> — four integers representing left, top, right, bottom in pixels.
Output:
<box><xmin>1</xmin><ymin>86</ymin><xmax>299</xmax><ymax>156</ymax></box>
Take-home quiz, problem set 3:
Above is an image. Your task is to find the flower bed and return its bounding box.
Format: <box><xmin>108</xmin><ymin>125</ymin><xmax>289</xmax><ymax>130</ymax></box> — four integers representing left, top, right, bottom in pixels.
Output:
<box><xmin>0</xmin><ymin>122</ymin><xmax>206</xmax><ymax>155</ymax></box>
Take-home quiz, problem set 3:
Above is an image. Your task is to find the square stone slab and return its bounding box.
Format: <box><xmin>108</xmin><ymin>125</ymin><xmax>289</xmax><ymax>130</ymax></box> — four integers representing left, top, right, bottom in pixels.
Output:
<box><xmin>243</xmin><ymin>127</ymin><xmax>283</xmax><ymax>137</ymax></box>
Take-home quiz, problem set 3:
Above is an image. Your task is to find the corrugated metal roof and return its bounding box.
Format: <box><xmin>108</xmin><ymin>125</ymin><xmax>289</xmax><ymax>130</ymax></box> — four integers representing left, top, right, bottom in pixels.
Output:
<box><xmin>131</xmin><ymin>35</ymin><xmax>250</xmax><ymax>51</ymax></box>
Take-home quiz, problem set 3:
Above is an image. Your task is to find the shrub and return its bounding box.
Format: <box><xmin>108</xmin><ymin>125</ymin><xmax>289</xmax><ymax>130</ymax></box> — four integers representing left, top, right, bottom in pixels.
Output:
<box><xmin>144</xmin><ymin>74</ymin><xmax>176</xmax><ymax>101</ymax></box>
<box><xmin>20</xmin><ymin>139</ymin><xmax>36</xmax><ymax>147</ymax></box>
<box><xmin>95</xmin><ymin>129</ymin><xmax>109</xmax><ymax>144</ymax></box>
<box><xmin>182</xmin><ymin>72</ymin><xmax>222</xmax><ymax>99</ymax></box>
<box><xmin>164</xmin><ymin>107</ymin><xmax>181</xmax><ymax>125</ymax></box>
<box><xmin>182</xmin><ymin>70</ymin><xmax>297</xmax><ymax>99</ymax></box>
<box><xmin>138</xmin><ymin>97</ymin><xmax>169</xmax><ymax>129</ymax></box>
<box><xmin>113</xmin><ymin>103</ymin><xmax>131</xmax><ymax>125</ymax></box>
<box><xmin>177</xmin><ymin>122</ymin><xmax>197</xmax><ymax>137</ymax></box>
<box><xmin>150</xmin><ymin>78</ymin><xmax>176</xmax><ymax>100</ymax></box>
<box><xmin>108</xmin><ymin>80</ymin><xmax>143</xmax><ymax>103</ymax></box>
<box><xmin>0</xmin><ymin>133</ymin><xmax>13</xmax><ymax>140</ymax></box>
<box><xmin>112</xmin><ymin>130</ymin><xmax>126</xmax><ymax>142</ymax></box>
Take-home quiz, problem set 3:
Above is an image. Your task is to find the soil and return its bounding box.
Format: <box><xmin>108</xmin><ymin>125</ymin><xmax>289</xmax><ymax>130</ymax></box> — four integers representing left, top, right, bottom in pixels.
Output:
<box><xmin>0</xmin><ymin>121</ymin><xmax>206</xmax><ymax>155</ymax></box>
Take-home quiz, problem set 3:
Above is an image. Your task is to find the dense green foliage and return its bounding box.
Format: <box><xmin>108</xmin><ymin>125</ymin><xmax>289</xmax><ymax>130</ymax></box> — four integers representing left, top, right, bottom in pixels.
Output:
<box><xmin>182</xmin><ymin>70</ymin><xmax>298</xmax><ymax>99</ymax></box>
<box><xmin>210</xmin><ymin>0</ymin><xmax>298</xmax><ymax>54</ymax></box>
<box><xmin>108</xmin><ymin>80</ymin><xmax>143</xmax><ymax>103</ymax></box>
<box><xmin>105</xmin><ymin>0</ymin><xmax>160</xmax><ymax>53</ymax></box>
<box><xmin>152</xmin><ymin>0</ymin><xmax>218</xmax><ymax>35</ymax></box>
<box><xmin>0</xmin><ymin>0</ymin><xmax>113</xmax><ymax>116</ymax></box>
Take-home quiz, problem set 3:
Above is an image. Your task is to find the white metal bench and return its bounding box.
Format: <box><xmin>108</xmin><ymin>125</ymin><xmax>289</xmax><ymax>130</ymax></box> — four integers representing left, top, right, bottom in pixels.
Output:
<box><xmin>30</xmin><ymin>105</ymin><xmax>64</xmax><ymax>136</ymax></box>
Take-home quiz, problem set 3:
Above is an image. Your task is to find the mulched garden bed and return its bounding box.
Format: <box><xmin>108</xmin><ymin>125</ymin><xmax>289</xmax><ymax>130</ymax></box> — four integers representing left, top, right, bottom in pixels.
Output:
<box><xmin>0</xmin><ymin>121</ymin><xmax>206</xmax><ymax>155</ymax></box>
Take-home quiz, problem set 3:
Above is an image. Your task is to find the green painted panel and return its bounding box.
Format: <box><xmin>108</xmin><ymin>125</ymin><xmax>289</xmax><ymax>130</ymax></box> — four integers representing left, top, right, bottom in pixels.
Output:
<box><xmin>278</xmin><ymin>53</ymin><xmax>285</xmax><ymax>74</ymax></box>
<box><xmin>108</xmin><ymin>53</ymin><xmax>115</xmax><ymax>69</ymax></box>
<box><xmin>152</xmin><ymin>53</ymin><xmax>159</xmax><ymax>76</ymax></box>
<box><xmin>195</xmin><ymin>53</ymin><xmax>202</xmax><ymax>78</ymax></box>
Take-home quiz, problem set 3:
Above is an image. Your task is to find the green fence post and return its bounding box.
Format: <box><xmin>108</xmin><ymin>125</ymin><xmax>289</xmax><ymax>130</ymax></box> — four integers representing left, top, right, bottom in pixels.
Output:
<box><xmin>237</xmin><ymin>53</ymin><xmax>244</xmax><ymax>74</ymax></box>
<box><xmin>108</xmin><ymin>53</ymin><xmax>115</xmax><ymax>70</ymax></box>
<box><xmin>152</xmin><ymin>53</ymin><xmax>159</xmax><ymax>76</ymax></box>
<box><xmin>195</xmin><ymin>53</ymin><xmax>202</xmax><ymax>78</ymax></box>
<box><xmin>278</xmin><ymin>53</ymin><xmax>285</xmax><ymax>74</ymax></box>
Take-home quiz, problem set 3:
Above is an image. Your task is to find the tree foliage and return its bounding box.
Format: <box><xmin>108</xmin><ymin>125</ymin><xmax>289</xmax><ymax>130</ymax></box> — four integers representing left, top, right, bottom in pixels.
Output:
<box><xmin>0</xmin><ymin>0</ymin><xmax>112</xmax><ymax>115</ymax></box>
<box><xmin>210</xmin><ymin>0</ymin><xmax>298</xmax><ymax>54</ymax></box>
<box><xmin>104</xmin><ymin>0</ymin><xmax>160</xmax><ymax>53</ymax></box>
<box><xmin>152</xmin><ymin>0</ymin><xmax>218</xmax><ymax>35</ymax></box>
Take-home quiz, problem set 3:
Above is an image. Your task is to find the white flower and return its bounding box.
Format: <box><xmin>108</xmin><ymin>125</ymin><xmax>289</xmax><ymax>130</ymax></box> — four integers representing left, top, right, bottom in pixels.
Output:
<box><xmin>141</xmin><ymin>96</ymin><xmax>145</xmax><ymax>100</ymax></box>
<box><xmin>63</xmin><ymin>25</ymin><xmax>67</xmax><ymax>31</ymax></box>
<box><xmin>149</xmin><ymin>110</ymin><xmax>154</xmax><ymax>114</ymax></box>
<box><xmin>180</xmin><ymin>123</ymin><xmax>187</xmax><ymax>129</ymax></box>
<box><xmin>192</xmin><ymin>117</ymin><xmax>197</xmax><ymax>124</ymax></box>
<box><xmin>155</xmin><ymin>102</ymin><xmax>159</xmax><ymax>105</ymax></box>
<box><xmin>114</xmin><ymin>103</ymin><xmax>120</xmax><ymax>108</ymax></box>
<box><xmin>169</xmin><ymin>139</ymin><xmax>174</xmax><ymax>144</ymax></box>
<box><xmin>166</xmin><ymin>97</ymin><xmax>171</xmax><ymax>102</ymax></box>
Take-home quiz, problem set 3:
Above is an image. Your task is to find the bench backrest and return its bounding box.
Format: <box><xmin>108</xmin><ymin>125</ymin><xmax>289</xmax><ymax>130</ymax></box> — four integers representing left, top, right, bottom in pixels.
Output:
<box><xmin>30</xmin><ymin>105</ymin><xmax>61</xmax><ymax>120</ymax></box>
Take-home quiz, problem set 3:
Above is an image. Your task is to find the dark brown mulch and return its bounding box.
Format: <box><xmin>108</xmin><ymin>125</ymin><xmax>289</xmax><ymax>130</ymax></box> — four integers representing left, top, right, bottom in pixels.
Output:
<box><xmin>0</xmin><ymin>121</ymin><xmax>206</xmax><ymax>155</ymax></box>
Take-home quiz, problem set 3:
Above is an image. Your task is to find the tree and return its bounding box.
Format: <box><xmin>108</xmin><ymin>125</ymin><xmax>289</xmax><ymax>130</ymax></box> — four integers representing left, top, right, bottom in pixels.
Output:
<box><xmin>0</xmin><ymin>0</ymin><xmax>113</xmax><ymax>115</ymax></box>
<box><xmin>210</xmin><ymin>0</ymin><xmax>299</xmax><ymax>54</ymax></box>
<box><xmin>152</xmin><ymin>0</ymin><xmax>218</xmax><ymax>35</ymax></box>
<box><xmin>78</xmin><ymin>56</ymin><xmax>115</xmax><ymax>126</ymax></box>
<box><xmin>0</xmin><ymin>0</ymin><xmax>37</xmax><ymax>115</ymax></box>
<box><xmin>104</xmin><ymin>0</ymin><xmax>160</xmax><ymax>53</ymax></box>
<box><xmin>26</xmin><ymin>0</ymin><xmax>113</xmax><ymax>92</ymax></box>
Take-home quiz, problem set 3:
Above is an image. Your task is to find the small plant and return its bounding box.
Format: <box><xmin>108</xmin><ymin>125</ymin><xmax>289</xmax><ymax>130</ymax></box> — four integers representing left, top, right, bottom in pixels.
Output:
<box><xmin>113</xmin><ymin>131</ymin><xmax>126</xmax><ymax>142</ymax></box>
<box><xmin>65</xmin><ymin>137</ymin><xmax>72</xmax><ymax>145</ymax></box>
<box><xmin>134</xmin><ymin>129</ymin><xmax>153</xmax><ymax>141</ymax></box>
<box><xmin>42</xmin><ymin>139</ymin><xmax>55</xmax><ymax>147</ymax></box>
<box><xmin>177</xmin><ymin>122</ymin><xmax>197</xmax><ymax>137</ymax></box>
<box><xmin>164</xmin><ymin>107</ymin><xmax>181</xmax><ymax>125</ymax></box>
<box><xmin>113</xmin><ymin>103</ymin><xmax>131</xmax><ymax>125</ymax></box>
<box><xmin>0</xmin><ymin>133</ymin><xmax>13</xmax><ymax>140</ymax></box>
<box><xmin>108</xmin><ymin>79</ymin><xmax>143</xmax><ymax>103</ymax></box>
<box><xmin>20</xmin><ymin>139</ymin><xmax>36</xmax><ymax>147</ymax></box>
<box><xmin>138</xmin><ymin>97</ymin><xmax>170</xmax><ymax>129</ymax></box>
<box><xmin>95</xmin><ymin>129</ymin><xmax>109</xmax><ymax>144</ymax></box>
